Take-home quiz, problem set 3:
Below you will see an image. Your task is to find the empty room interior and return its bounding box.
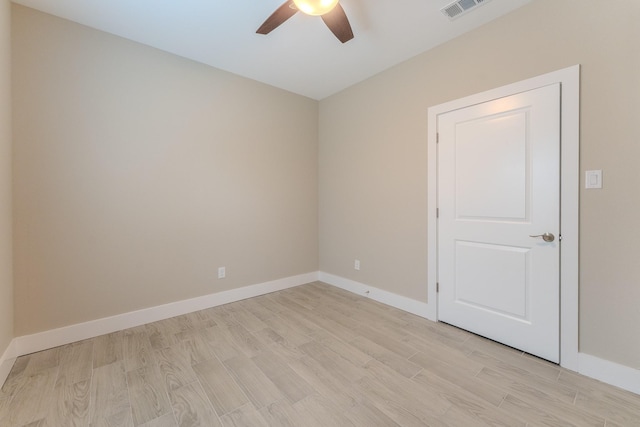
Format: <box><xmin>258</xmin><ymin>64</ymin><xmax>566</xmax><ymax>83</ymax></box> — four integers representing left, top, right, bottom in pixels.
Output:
<box><xmin>1</xmin><ymin>0</ymin><xmax>640</xmax><ymax>425</ymax></box>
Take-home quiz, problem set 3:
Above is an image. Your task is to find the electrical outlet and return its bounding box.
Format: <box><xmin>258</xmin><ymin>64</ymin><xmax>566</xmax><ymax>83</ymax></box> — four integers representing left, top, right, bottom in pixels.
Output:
<box><xmin>218</xmin><ymin>267</ymin><xmax>226</xmax><ymax>279</ymax></box>
<box><xmin>354</xmin><ymin>259</ymin><xmax>360</xmax><ymax>271</ymax></box>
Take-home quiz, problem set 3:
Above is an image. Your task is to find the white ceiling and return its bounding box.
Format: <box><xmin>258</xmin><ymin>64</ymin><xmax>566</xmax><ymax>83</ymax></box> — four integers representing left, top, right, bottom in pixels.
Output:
<box><xmin>12</xmin><ymin>0</ymin><xmax>532</xmax><ymax>100</ymax></box>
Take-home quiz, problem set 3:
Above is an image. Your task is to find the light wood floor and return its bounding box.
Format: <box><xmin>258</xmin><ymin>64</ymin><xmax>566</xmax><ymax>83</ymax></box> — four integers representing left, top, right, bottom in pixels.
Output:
<box><xmin>1</xmin><ymin>282</ymin><xmax>639</xmax><ymax>427</ymax></box>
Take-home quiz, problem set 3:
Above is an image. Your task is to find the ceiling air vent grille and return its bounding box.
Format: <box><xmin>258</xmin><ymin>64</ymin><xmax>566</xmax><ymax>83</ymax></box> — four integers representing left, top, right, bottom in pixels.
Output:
<box><xmin>441</xmin><ymin>0</ymin><xmax>492</xmax><ymax>20</ymax></box>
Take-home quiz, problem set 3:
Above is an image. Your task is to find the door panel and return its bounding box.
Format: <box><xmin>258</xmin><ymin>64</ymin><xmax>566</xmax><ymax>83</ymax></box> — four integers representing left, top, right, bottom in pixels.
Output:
<box><xmin>455</xmin><ymin>111</ymin><xmax>528</xmax><ymax>221</ymax></box>
<box><xmin>437</xmin><ymin>83</ymin><xmax>560</xmax><ymax>362</ymax></box>
<box><xmin>455</xmin><ymin>241</ymin><xmax>530</xmax><ymax>320</ymax></box>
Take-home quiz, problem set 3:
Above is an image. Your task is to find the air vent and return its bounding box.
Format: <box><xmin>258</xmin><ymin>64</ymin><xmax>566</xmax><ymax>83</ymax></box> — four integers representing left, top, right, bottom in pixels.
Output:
<box><xmin>441</xmin><ymin>0</ymin><xmax>492</xmax><ymax>20</ymax></box>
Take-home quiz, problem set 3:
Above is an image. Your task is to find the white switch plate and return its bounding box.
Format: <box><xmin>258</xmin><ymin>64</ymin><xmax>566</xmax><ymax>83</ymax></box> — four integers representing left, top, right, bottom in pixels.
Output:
<box><xmin>585</xmin><ymin>170</ymin><xmax>603</xmax><ymax>189</ymax></box>
<box><xmin>354</xmin><ymin>259</ymin><xmax>360</xmax><ymax>271</ymax></box>
<box><xmin>218</xmin><ymin>267</ymin><xmax>226</xmax><ymax>279</ymax></box>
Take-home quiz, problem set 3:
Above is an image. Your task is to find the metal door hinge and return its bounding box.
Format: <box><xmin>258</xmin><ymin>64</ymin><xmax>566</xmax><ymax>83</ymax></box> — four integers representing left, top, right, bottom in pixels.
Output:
<box><xmin>436</xmin><ymin>208</ymin><xmax>439</xmax><ymax>218</ymax></box>
<box><xmin>436</xmin><ymin>282</ymin><xmax>440</xmax><ymax>293</ymax></box>
<box><xmin>436</xmin><ymin>133</ymin><xmax>439</xmax><ymax>143</ymax></box>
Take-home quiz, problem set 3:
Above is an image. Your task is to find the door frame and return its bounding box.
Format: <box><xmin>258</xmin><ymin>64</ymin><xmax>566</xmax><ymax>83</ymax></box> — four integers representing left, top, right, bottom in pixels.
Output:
<box><xmin>426</xmin><ymin>65</ymin><xmax>580</xmax><ymax>370</ymax></box>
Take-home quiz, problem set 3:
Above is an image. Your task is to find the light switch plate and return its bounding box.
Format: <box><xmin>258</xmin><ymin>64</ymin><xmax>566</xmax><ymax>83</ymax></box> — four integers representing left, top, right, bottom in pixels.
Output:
<box><xmin>585</xmin><ymin>170</ymin><xmax>602</xmax><ymax>189</ymax></box>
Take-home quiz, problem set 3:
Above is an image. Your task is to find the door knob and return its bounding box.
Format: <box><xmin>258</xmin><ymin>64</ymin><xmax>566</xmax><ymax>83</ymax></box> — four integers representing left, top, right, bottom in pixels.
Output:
<box><xmin>529</xmin><ymin>232</ymin><xmax>555</xmax><ymax>242</ymax></box>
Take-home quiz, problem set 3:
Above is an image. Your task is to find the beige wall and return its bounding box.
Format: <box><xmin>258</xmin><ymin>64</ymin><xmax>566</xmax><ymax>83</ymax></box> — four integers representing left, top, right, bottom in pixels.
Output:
<box><xmin>0</xmin><ymin>0</ymin><xmax>13</xmax><ymax>356</ymax></box>
<box><xmin>12</xmin><ymin>5</ymin><xmax>319</xmax><ymax>335</ymax></box>
<box><xmin>319</xmin><ymin>0</ymin><xmax>640</xmax><ymax>369</ymax></box>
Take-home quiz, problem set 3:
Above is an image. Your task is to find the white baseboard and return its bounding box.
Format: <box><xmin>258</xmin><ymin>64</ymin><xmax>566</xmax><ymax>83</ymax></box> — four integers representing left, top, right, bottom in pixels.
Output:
<box><xmin>578</xmin><ymin>352</ymin><xmax>640</xmax><ymax>395</ymax></box>
<box><xmin>319</xmin><ymin>271</ymin><xmax>640</xmax><ymax>397</ymax></box>
<box><xmin>6</xmin><ymin>270</ymin><xmax>639</xmax><ymax>398</ymax></box>
<box><xmin>0</xmin><ymin>338</ymin><xmax>17</xmax><ymax>387</ymax></box>
<box><xmin>318</xmin><ymin>272</ymin><xmax>434</xmax><ymax>321</ymax></box>
<box><xmin>14</xmin><ymin>272</ymin><xmax>319</xmax><ymax>358</ymax></box>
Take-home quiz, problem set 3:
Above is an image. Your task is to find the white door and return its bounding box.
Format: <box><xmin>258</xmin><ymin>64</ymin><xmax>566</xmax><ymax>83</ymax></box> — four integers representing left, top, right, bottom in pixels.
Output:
<box><xmin>437</xmin><ymin>83</ymin><xmax>560</xmax><ymax>363</ymax></box>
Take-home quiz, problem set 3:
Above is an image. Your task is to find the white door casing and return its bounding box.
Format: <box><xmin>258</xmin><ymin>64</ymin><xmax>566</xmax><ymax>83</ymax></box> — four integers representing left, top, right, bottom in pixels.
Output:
<box><xmin>437</xmin><ymin>84</ymin><xmax>560</xmax><ymax>362</ymax></box>
<box><xmin>426</xmin><ymin>65</ymin><xmax>579</xmax><ymax>370</ymax></box>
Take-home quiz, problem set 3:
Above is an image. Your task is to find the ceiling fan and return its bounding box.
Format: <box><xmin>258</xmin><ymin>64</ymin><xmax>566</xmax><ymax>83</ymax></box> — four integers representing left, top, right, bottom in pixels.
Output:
<box><xmin>256</xmin><ymin>0</ymin><xmax>354</xmax><ymax>43</ymax></box>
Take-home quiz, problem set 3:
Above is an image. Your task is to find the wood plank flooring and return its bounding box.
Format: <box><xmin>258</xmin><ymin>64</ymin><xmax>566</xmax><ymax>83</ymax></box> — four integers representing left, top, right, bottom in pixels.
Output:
<box><xmin>1</xmin><ymin>281</ymin><xmax>639</xmax><ymax>426</ymax></box>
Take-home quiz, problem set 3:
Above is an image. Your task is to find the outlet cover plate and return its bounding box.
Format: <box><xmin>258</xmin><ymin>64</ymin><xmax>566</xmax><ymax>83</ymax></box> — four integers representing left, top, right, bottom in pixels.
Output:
<box><xmin>585</xmin><ymin>170</ymin><xmax>602</xmax><ymax>189</ymax></box>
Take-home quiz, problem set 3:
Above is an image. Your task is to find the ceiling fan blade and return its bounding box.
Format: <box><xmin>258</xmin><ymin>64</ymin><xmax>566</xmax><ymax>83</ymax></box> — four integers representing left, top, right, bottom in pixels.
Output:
<box><xmin>321</xmin><ymin>3</ymin><xmax>354</xmax><ymax>43</ymax></box>
<box><xmin>257</xmin><ymin>1</ymin><xmax>298</xmax><ymax>35</ymax></box>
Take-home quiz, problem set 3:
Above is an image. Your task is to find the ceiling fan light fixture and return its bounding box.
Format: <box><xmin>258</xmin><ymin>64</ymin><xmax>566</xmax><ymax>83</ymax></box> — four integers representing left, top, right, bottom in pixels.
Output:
<box><xmin>292</xmin><ymin>0</ymin><xmax>339</xmax><ymax>16</ymax></box>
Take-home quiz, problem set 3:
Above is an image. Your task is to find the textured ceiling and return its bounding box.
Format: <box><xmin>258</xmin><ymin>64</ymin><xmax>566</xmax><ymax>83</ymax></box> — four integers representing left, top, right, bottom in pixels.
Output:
<box><xmin>12</xmin><ymin>0</ymin><xmax>532</xmax><ymax>99</ymax></box>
